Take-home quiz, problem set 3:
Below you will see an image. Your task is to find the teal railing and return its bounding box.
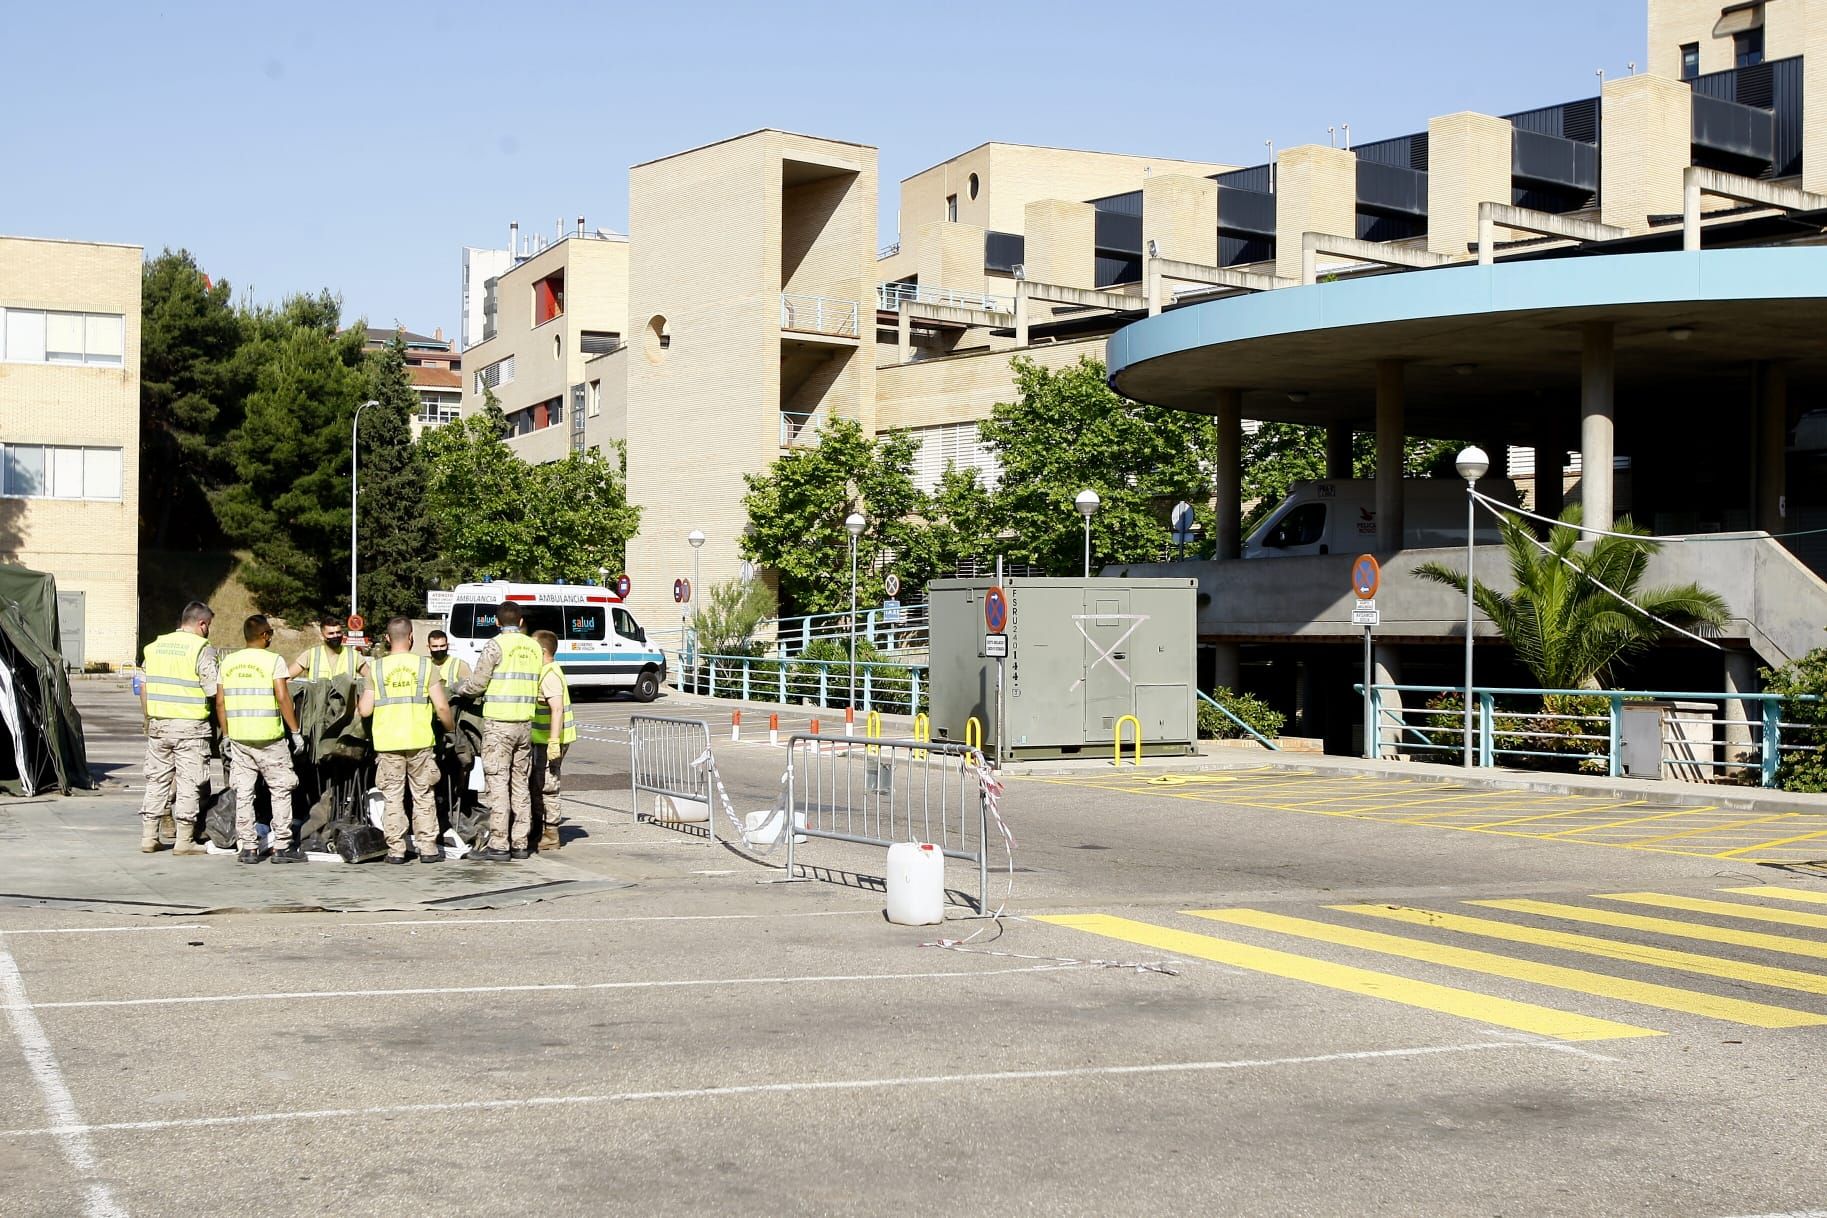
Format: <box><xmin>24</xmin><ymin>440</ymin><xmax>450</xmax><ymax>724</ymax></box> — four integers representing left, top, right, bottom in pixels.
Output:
<box><xmin>1197</xmin><ymin>689</ymin><xmax>1280</xmax><ymax>751</ymax></box>
<box><xmin>682</xmin><ymin>652</ymin><xmax>926</xmax><ymax>715</ymax></box>
<box><xmin>1353</xmin><ymin>682</ymin><xmax>1824</xmax><ymax>788</ymax></box>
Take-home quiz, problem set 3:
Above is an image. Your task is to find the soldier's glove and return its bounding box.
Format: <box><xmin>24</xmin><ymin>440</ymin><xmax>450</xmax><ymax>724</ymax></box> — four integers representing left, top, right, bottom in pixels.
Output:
<box><xmin>546</xmin><ymin>741</ymin><xmax>562</xmax><ymax>764</ymax></box>
<box><xmin>289</xmin><ymin>734</ymin><xmax>307</xmax><ymax>757</ymax></box>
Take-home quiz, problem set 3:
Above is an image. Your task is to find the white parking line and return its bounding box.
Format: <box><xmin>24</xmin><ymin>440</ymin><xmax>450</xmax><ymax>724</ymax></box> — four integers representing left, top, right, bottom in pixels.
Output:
<box><xmin>0</xmin><ymin>1040</ymin><xmax>1553</xmax><ymax>1140</ymax></box>
<box><xmin>0</xmin><ymin>924</ymin><xmax>208</xmax><ymax>936</ymax></box>
<box><xmin>12</xmin><ymin>963</ymin><xmax>1086</xmax><ymax>1011</ymax></box>
<box><xmin>0</xmin><ymin>938</ymin><xmax>126</xmax><ymax>1217</ymax></box>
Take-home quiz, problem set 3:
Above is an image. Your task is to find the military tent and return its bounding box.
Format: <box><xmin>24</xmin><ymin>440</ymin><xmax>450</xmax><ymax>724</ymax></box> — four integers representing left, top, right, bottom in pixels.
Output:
<box><xmin>0</xmin><ymin>564</ymin><xmax>92</xmax><ymax>794</ymax></box>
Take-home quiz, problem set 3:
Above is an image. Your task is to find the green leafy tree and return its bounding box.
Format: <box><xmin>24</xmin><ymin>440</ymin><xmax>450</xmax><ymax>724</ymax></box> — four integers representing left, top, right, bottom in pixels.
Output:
<box><xmin>1763</xmin><ymin>645</ymin><xmax>1827</xmax><ymax>791</ymax></box>
<box><xmin>926</xmin><ymin>465</ymin><xmax>998</xmax><ymax>573</ymax></box>
<box><xmin>1412</xmin><ymin>505</ymin><xmax>1728</xmax><ymax>689</ymax></box>
<box><xmin>352</xmin><ymin>337</ymin><xmax>437</xmax><ymax>620</ymax></box>
<box><xmin>740</xmin><ymin>417</ymin><xmax>933</xmax><ymax>615</ymax></box>
<box><xmin>212</xmin><ymin>294</ymin><xmax>367</xmax><ymax>620</ymax></box>
<box><xmin>692</xmin><ymin>577</ymin><xmax>779</xmax><ymax>656</ymax></box>
<box><xmin>421</xmin><ymin>397</ymin><xmax>639</xmax><ymax>583</ymax></box>
<box><xmin>979</xmin><ymin>356</ymin><xmax>1214</xmax><ymax>573</ymax></box>
<box><xmin>139</xmin><ymin>250</ymin><xmax>244</xmax><ymax>548</ymax></box>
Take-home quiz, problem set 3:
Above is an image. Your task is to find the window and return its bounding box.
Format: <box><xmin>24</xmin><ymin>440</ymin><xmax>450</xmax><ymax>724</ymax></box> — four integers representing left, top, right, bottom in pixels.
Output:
<box><xmin>475</xmin><ymin>354</ymin><xmax>515</xmax><ymax>392</ymax></box>
<box><xmin>564</xmin><ymin>606</ymin><xmax>606</xmax><ymax>641</ymax></box>
<box><xmin>587</xmin><ymin>380</ymin><xmax>602</xmax><ymax>418</ymax></box>
<box><xmin>1263</xmin><ymin>503</ymin><xmax>1327</xmax><ymax>549</ymax></box>
<box><xmin>1</xmin><ymin>309</ymin><xmax>124</xmax><ymax>366</ymax></box>
<box><xmin>945</xmin><ymin>194</ymin><xmax>958</xmax><ymax>222</ymax></box>
<box><xmin>1680</xmin><ymin>42</ymin><xmax>1700</xmax><ymax>80</ymax></box>
<box><xmin>579</xmin><ymin>330</ymin><xmax>621</xmax><ymax>355</ymax></box>
<box><xmin>612</xmin><ymin>607</ymin><xmax>644</xmax><ymax>642</ymax></box>
<box><xmin>968</xmin><ymin>172</ymin><xmax>980</xmax><ymax>200</ymax></box>
<box><xmin>450</xmin><ymin>603</ymin><xmax>499</xmax><ymax>640</ymax></box>
<box><xmin>898</xmin><ymin>421</ymin><xmax>1002</xmax><ymax>493</ymax></box>
<box><xmin>1</xmin><ymin>444</ymin><xmax>123</xmax><ymax>499</ymax></box>
<box><xmin>1736</xmin><ymin>25</ymin><xmax>1764</xmax><ymax>67</ymax></box>
<box><xmin>533</xmin><ymin>270</ymin><xmax>565</xmax><ymax>325</ymax></box>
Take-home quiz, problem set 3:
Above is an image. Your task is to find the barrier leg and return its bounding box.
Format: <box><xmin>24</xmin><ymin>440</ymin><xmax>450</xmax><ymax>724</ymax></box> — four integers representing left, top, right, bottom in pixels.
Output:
<box><xmin>731</xmin><ymin>711</ymin><xmax>741</xmax><ymax>742</ymax></box>
<box><xmin>1114</xmin><ymin>715</ymin><xmax>1142</xmax><ymax>767</ymax></box>
<box><xmin>769</xmin><ymin>713</ymin><xmax>780</xmax><ymax>746</ymax></box>
<box><xmin>965</xmin><ymin>717</ymin><xmax>983</xmax><ymax>754</ymax></box>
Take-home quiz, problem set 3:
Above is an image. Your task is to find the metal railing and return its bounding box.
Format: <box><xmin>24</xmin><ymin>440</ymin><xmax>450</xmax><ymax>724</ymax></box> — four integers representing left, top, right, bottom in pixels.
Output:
<box><xmin>784</xmin><ymin>733</ymin><xmax>993</xmax><ymax>912</ymax></box>
<box><xmin>876</xmin><ymin>281</ymin><xmax>1015</xmax><ymax>314</ymax></box>
<box><xmin>878</xmin><ymin>241</ymin><xmax>901</xmax><ymax>260</ymax></box>
<box><xmin>1197</xmin><ymin>689</ymin><xmax>1280</xmax><ymax>751</ymax></box>
<box><xmin>684</xmin><ymin>653</ymin><xmax>926</xmax><ymax>714</ymax></box>
<box><xmin>780</xmin><ymin>294</ymin><xmax>861</xmax><ymax>338</ymax></box>
<box><xmin>1353</xmin><ymin>682</ymin><xmax>1825</xmax><ymax>788</ymax></box>
<box><xmin>758</xmin><ymin>603</ymin><xmax>929</xmax><ymax>656</ymax></box>
<box><xmin>779</xmin><ymin>410</ymin><xmax>817</xmax><ymax>448</ymax></box>
<box><xmin>628</xmin><ymin>714</ymin><xmax>718</xmax><ymax>846</ymax></box>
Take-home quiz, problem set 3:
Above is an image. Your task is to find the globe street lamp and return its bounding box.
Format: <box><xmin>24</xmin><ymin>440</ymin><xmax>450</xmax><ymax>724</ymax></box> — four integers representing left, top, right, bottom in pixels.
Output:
<box><xmin>1075</xmin><ymin>489</ymin><xmax>1100</xmax><ymax>578</ymax></box>
<box><xmin>686</xmin><ymin>529</ymin><xmax>705</xmax><ymax>686</ymax></box>
<box><xmin>846</xmin><ymin>512</ymin><xmax>867</xmax><ymax>710</ymax></box>
<box><xmin>350</xmin><ymin>399</ymin><xmax>379</xmax><ymax>622</ymax></box>
<box><xmin>1455</xmin><ymin>445</ymin><xmax>1491</xmax><ymax>769</ymax></box>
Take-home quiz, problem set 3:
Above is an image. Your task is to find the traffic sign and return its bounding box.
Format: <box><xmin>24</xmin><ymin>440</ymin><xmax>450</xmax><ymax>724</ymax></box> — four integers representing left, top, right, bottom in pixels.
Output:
<box><xmin>673</xmin><ymin>578</ymin><xmax>692</xmax><ymax>605</ymax></box>
<box><xmin>1170</xmin><ymin>500</ymin><xmax>1196</xmax><ymax>545</ymax></box>
<box><xmin>614</xmin><ymin>574</ymin><xmax>631</xmax><ymax>599</ymax></box>
<box><xmin>984</xmin><ymin>633</ymin><xmax>1008</xmax><ymax>658</ymax></box>
<box><xmin>346</xmin><ymin>614</ymin><xmax>364</xmax><ymax>633</ymax></box>
<box><xmin>984</xmin><ymin>585</ymin><xmax>1008</xmax><ymax>634</ymax></box>
<box><xmin>1351</xmin><ymin>553</ymin><xmax>1381</xmax><ymax>600</ymax></box>
<box><xmin>738</xmin><ymin>561</ymin><xmax>756</xmax><ymax>585</ymax></box>
<box><xmin>884</xmin><ymin>573</ymin><xmax>900</xmax><ymax>598</ymax></box>
<box><xmin>1351</xmin><ymin>598</ymin><xmax>1380</xmax><ymax>627</ymax></box>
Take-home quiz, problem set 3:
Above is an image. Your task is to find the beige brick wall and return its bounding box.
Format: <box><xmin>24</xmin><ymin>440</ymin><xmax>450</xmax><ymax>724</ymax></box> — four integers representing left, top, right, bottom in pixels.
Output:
<box><xmin>1142</xmin><ymin>174</ymin><xmax>1218</xmax><ymax>266</ymax></box>
<box><xmin>1426</xmin><ymin>112</ymin><xmax>1515</xmax><ymax>258</ymax></box>
<box><xmin>583</xmin><ymin>347</ymin><xmax>627</xmax><ymax>446</ymax></box>
<box><xmin>913</xmin><ymin>221</ymin><xmax>988</xmax><ymax>298</ymax></box>
<box><xmin>1023</xmin><ymin>199</ymin><xmax>1096</xmax><ymax>288</ymax></box>
<box><xmin>875</xmin><ymin>336</ymin><xmax>1107</xmax><ymax>432</ymax></box>
<box><xmin>0</xmin><ymin>236</ymin><xmax>142</xmax><ymax>665</ymax></box>
<box><xmin>1805</xmin><ymin>0</ymin><xmax>1827</xmax><ymax>193</ymax></box>
<box><xmin>1274</xmin><ymin>145</ymin><xmax>1357</xmax><ymax>281</ymax></box>
<box><xmin>1600</xmin><ymin>74</ymin><xmax>1694</xmax><ymax>233</ymax></box>
<box><xmin>1649</xmin><ymin>0</ymin><xmax>1804</xmax><ymax>78</ymax></box>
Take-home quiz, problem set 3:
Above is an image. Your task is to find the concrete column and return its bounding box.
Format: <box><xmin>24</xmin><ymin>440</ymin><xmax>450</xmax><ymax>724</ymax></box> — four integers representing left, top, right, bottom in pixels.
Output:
<box><xmin>1723</xmin><ymin>649</ymin><xmax>1761</xmax><ymax>776</ymax></box>
<box><xmin>1273</xmin><ymin>145</ymin><xmax>1358</xmax><ymax>283</ymax></box>
<box><xmin>896</xmin><ymin>302</ymin><xmax>912</xmax><ymax>364</ymax></box>
<box><xmin>1375</xmin><ymin>361</ymin><xmax>1406</xmax><ymax>551</ymax></box>
<box><xmin>1325</xmin><ymin>423</ymin><xmax>1354</xmax><ymax>479</ymax></box>
<box><xmin>1600</xmin><ymin>75</ymin><xmax>1693</xmax><ymax>234</ymax></box>
<box><xmin>1022</xmin><ymin>199</ymin><xmax>1097</xmax><ymax>290</ymax></box>
<box><xmin>1372</xmin><ymin>645</ymin><xmax>1403</xmax><ymax>759</ymax></box>
<box><xmin>1533</xmin><ymin>440</ymin><xmax>1565</xmax><ymax>520</ymax></box>
<box><xmin>1580</xmin><ymin>322</ymin><xmax>1615</xmax><ymax>529</ymax></box>
<box><xmin>1142</xmin><ymin>173</ymin><xmax>1219</xmax><ymax>266</ymax></box>
<box><xmin>1759</xmin><ymin>362</ymin><xmax>1789</xmax><ymax>533</ymax></box>
<box><xmin>1212</xmin><ymin>643</ymin><xmax>1242</xmax><ymax>692</ymax></box>
<box><xmin>1013</xmin><ymin>280</ymin><xmax>1028</xmax><ymax>348</ymax></box>
<box><xmin>1215</xmin><ymin>389</ymin><xmax>1244</xmax><ymax>560</ymax></box>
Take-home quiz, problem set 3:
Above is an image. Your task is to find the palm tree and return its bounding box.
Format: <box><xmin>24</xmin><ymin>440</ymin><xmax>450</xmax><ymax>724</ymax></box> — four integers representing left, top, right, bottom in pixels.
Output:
<box><xmin>1413</xmin><ymin>505</ymin><xmax>1729</xmax><ymax>690</ymax></box>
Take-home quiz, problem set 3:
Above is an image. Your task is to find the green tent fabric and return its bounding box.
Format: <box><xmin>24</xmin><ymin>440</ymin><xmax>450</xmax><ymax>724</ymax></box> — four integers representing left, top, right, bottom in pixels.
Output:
<box><xmin>0</xmin><ymin>565</ymin><xmax>90</xmax><ymax>794</ymax></box>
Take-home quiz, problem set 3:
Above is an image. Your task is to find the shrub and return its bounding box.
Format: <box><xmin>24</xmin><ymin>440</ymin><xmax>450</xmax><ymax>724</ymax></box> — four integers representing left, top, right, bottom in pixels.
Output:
<box><xmin>1763</xmin><ymin>647</ymin><xmax>1827</xmax><ymax>792</ymax></box>
<box><xmin>1198</xmin><ymin>686</ymin><xmax>1285</xmax><ymax>741</ymax></box>
<box><xmin>1420</xmin><ymin>691</ymin><xmax>1607</xmax><ymax>773</ymax></box>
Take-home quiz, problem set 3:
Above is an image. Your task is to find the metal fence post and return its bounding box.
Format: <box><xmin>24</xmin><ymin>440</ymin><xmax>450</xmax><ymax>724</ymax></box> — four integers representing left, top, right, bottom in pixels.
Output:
<box><xmin>778</xmin><ymin>662</ymin><xmax>788</xmax><ymax>704</ymax></box>
<box><xmin>863</xmin><ymin>666</ymin><xmax>873</xmax><ymax>712</ymax></box>
<box><xmin>819</xmin><ymin>666</ymin><xmax>829</xmax><ymax>707</ymax></box>
<box><xmin>708</xmin><ymin>659</ymin><xmax>717</xmax><ymax>699</ymax></box>
<box><xmin>1762</xmin><ymin>697</ymin><xmax>1783</xmax><ymax>788</ymax></box>
<box><xmin>1608</xmin><ymin>696</ymin><xmax>1624</xmax><ymax>778</ymax></box>
<box><xmin>742</xmin><ymin>661</ymin><xmax>751</xmax><ymax>702</ymax></box>
<box><xmin>911</xmin><ymin>667</ymin><xmax>921</xmax><ymax>714</ymax></box>
<box><xmin>1477</xmin><ymin>692</ymin><xmax>1496</xmax><ymax>768</ymax></box>
<box><xmin>1366</xmin><ymin>685</ymin><xmax>1381</xmax><ymax>759</ymax></box>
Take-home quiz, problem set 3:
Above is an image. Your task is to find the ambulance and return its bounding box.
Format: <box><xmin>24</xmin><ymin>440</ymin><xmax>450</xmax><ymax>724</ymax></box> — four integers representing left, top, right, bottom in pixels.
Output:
<box><xmin>441</xmin><ymin>580</ymin><xmax>666</xmax><ymax>701</ymax></box>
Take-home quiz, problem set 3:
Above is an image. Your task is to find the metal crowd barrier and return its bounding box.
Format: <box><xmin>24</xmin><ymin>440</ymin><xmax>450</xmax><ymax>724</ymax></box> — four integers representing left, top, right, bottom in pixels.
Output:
<box><xmin>628</xmin><ymin>714</ymin><xmax>718</xmax><ymax>846</ymax></box>
<box><xmin>784</xmin><ymin>733</ymin><xmax>992</xmax><ymax>912</ymax></box>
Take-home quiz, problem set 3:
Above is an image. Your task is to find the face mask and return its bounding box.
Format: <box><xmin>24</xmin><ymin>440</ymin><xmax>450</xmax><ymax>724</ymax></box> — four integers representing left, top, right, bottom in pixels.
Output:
<box><xmin>429</xmin><ymin>649</ymin><xmax>449</xmax><ymax>662</ymax></box>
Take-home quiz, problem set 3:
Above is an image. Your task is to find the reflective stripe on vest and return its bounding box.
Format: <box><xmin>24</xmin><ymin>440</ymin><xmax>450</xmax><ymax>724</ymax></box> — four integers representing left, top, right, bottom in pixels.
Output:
<box><xmin>371</xmin><ymin>654</ymin><xmax>434</xmax><ymax>752</ymax></box>
<box><xmin>220</xmin><ymin>648</ymin><xmax>284</xmax><ymax>742</ymax></box>
<box><xmin>531</xmin><ymin>661</ymin><xmax>576</xmax><ymax>746</ymax></box>
<box><xmin>305</xmin><ymin>645</ymin><xmax>358</xmax><ymax>681</ymax></box>
<box><xmin>143</xmin><ymin>632</ymin><xmax>210</xmax><ymax>721</ymax></box>
<box><xmin>437</xmin><ymin>657</ymin><xmax>462</xmax><ymax>688</ymax></box>
<box><xmin>482</xmin><ymin>632</ymin><xmax>544</xmax><ymax>722</ymax></box>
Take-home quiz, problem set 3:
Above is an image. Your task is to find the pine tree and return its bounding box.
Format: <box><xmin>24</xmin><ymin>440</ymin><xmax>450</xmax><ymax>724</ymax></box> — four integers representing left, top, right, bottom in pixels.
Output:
<box><xmin>353</xmin><ymin>337</ymin><xmax>437</xmax><ymax>620</ymax></box>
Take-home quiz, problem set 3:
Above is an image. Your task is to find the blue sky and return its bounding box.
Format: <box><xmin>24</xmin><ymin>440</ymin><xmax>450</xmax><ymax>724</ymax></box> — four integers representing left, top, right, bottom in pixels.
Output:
<box><xmin>1</xmin><ymin>1</ymin><xmax>1645</xmax><ymax>340</ymax></box>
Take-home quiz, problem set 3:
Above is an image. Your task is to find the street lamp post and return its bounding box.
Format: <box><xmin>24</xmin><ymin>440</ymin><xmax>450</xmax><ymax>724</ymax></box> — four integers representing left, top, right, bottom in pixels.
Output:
<box><xmin>350</xmin><ymin>399</ymin><xmax>378</xmax><ymax>621</ymax></box>
<box><xmin>686</xmin><ymin>529</ymin><xmax>705</xmax><ymax>688</ymax></box>
<box><xmin>1455</xmin><ymin>446</ymin><xmax>1491</xmax><ymax>769</ymax></box>
<box><xmin>1075</xmin><ymin>489</ymin><xmax>1100</xmax><ymax>578</ymax></box>
<box><xmin>845</xmin><ymin>512</ymin><xmax>866</xmax><ymax>710</ymax></box>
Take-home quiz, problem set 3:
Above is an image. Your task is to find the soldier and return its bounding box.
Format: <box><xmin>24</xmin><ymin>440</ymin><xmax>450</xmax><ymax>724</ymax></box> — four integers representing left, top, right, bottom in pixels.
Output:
<box><xmin>289</xmin><ymin>613</ymin><xmax>368</xmax><ymax>682</ymax></box>
<box><xmin>138</xmin><ymin>601</ymin><xmax>219</xmax><ymax>854</ymax></box>
<box><xmin>452</xmin><ymin>601</ymin><xmax>543</xmax><ymax>861</ymax></box>
<box><xmin>529</xmin><ymin>629</ymin><xmax>575</xmax><ymax>852</ymax></box>
<box><xmin>427</xmin><ymin>629</ymin><xmax>470</xmax><ymax>689</ymax></box>
<box><xmin>358</xmin><ymin>616</ymin><xmax>463</xmax><ymax>864</ymax></box>
<box><xmin>215</xmin><ymin>615</ymin><xmax>305</xmax><ymax>863</ymax></box>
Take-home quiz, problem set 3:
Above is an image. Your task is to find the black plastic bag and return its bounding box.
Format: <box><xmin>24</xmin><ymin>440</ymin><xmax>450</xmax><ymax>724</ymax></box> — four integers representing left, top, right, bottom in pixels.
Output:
<box><xmin>332</xmin><ymin>821</ymin><xmax>388</xmax><ymax>864</ymax></box>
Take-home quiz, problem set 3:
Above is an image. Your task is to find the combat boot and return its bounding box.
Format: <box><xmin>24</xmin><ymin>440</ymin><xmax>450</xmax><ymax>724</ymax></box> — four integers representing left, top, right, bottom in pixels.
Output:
<box><xmin>140</xmin><ymin>819</ymin><xmax>161</xmax><ymax>853</ymax></box>
<box><xmin>171</xmin><ymin>822</ymin><xmax>206</xmax><ymax>856</ymax></box>
<box><xmin>158</xmin><ymin>812</ymin><xmax>176</xmax><ymax>846</ymax></box>
<box><xmin>538</xmin><ymin>825</ymin><xmax>560</xmax><ymax>852</ymax></box>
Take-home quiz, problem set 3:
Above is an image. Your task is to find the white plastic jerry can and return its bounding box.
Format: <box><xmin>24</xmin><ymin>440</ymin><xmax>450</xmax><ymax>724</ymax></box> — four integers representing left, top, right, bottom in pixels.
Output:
<box><xmin>885</xmin><ymin>842</ymin><xmax>945</xmax><ymax>926</ymax></box>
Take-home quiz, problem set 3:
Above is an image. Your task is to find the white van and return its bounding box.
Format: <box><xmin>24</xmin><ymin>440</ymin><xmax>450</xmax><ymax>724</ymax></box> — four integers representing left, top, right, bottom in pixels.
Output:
<box><xmin>443</xmin><ymin>581</ymin><xmax>666</xmax><ymax>701</ymax></box>
<box><xmin>1242</xmin><ymin>478</ymin><xmax>1520</xmax><ymax>559</ymax></box>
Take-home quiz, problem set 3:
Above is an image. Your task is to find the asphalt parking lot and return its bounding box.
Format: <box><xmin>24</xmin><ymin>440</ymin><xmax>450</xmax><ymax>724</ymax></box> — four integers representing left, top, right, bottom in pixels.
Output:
<box><xmin>4</xmin><ymin>683</ymin><xmax>1827</xmax><ymax>1217</ymax></box>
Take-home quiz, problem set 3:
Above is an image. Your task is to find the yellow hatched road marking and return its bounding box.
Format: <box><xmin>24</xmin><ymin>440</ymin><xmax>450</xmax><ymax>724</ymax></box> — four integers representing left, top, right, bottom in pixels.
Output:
<box><xmin>1714</xmin><ymin>830</ymin><xmax>1827</xmax><ymax>857</ymax></box>
<box><xmin>1472</xmin><ymin>899</ymin><xmax>1827</xmax><ymax>960</ymax></box>
<box><xmin>1334</xmin><ymin>904</ymin><xmax>1827</xmax><ymax>998</ymax></box>
<box><xmin>1188</xmin><ymin>909</ymin><xmax>1824</xmax><ymax>1029</ymax></box>
<box><xmin>1725</xmin><ymin>886</ymin><xmax>1827</xmax><ymax>907</ymax></box>
<box><xmin>1599</xmin><ymin>892</ymin><xmax>1827</xmax><ymax>931</ymax></box>
<box><xmin>1033</xmin><ymin>914</ymin><xmax>1659</xmax><ymax>1042</ymax></box>
<box><xmin>1617</xmin><ymin>813</ymin><xmax>1796</xmax><ymax>846</ymax></box>
<box><xmin>1545</xmin><ymin>808</ymin><xmax>1723</xmax><ymax>838</ymax></box>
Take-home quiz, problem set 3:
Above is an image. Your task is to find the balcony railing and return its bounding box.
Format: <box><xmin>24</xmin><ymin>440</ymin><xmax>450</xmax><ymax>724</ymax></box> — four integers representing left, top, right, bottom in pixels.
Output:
<box><xmin>780</xmin><ymin>410</ymin><xmax>817</xmax><ymax>447</ymax></box>
<box><xmin>780</xmin><ymin>294</ymin><xmax>861</xmax><ymax>338</ymax></box>
<box><xmin>876</xmin><ymin>281</ymin><xmax>1015</xmax><ymax>313</ymax></box>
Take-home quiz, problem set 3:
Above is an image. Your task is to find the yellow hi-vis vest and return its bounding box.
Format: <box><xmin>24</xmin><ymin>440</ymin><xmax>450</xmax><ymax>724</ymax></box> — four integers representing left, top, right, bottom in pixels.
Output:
<box><xmin>303</xmin><ymin>644</ymin><xmax>359</xmax><ymax>681</ymax></box>
<box><xmin>531</xmin><ymin>661</ymin><xmax>576</xmax><ymax>746</ymax></box>
<box><xmin>370</xmin><ymin>653</ymin><xmax>434</xmax><ymax>752</ymax></box>
<box><xmin>483</xmin><ymin>631</ymin><xmax>544</xmax><ymax>723</ymax></box>
<box><xmin>220</xmin><ymin>648</ymin><xmax>284</xmax><ymax>743</ymax></box>
<box><xmin>436</xmin><ymin>656</ymin><xmax>465</xmax><ymax>688</ymax></box>
<box><xmin>142</xmin><ymin>632</ymin><xmax>210</xmax><ymax>720</ymax></box>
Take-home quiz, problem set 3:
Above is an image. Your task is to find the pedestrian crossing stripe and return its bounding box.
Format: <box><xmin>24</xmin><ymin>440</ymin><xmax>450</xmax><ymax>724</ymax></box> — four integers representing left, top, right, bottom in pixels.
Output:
<box><xmin>1186</xmin><ymin>909</ymin><xmax>1826</xmax><ymax>1029</ymax></box>
<box><xmin>1032</xmin><ymin>913</ymin><xmax>1660</xmax><ymax>1042</ymax></box>
<box><xmin>1332</xmin><ymin>904</ymin><xmax>1827</xmax><ymax>998</ymax></box>
<box><xmin>1724</xmin><ymin>886</ymin><xmax>1827</xmax><ymax>907</ymax></box>
<box><xmin>1598</xmin><ymin>892</ymin><xmax>1827</xmax><ymax>931</ymax></box>
<box><xmin>1470</xmin><ymin>899</ymin><xmax>1827</xmax><ymax>961</ymax></box>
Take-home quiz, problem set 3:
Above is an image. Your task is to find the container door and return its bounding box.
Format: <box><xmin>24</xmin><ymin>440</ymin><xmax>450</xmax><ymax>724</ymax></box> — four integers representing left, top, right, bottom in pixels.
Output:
<box><xmin>1081</xmin><ymin>590</ymin><xmax>1133</xmax><ymax>741</ymax></box>
<box><xmin>55</xmin><ymin>591</ymin><xmax>84</xmax><ymax>669</ymax></box>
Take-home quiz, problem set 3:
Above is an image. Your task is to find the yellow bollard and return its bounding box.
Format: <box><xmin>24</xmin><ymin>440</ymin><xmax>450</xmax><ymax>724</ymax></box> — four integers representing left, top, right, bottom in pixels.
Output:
<box><xmin>965</xmin><ymin>716</ymin><xmax>983</xmax><ymax>755</ymax></box>
<box><xmin>912</xmin><ymin>712</ymin><xmax>931</xmax><ymax>760</ymax></box>
<box><xmin>1113</xmin><ymin>715</ymin><xmax>1142</xmax><ymax>767</ymax></box>
<box><xmin>865</xmin><ymin>709</ymin><xmax>883</xmax><ymax>755</ymax></box>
